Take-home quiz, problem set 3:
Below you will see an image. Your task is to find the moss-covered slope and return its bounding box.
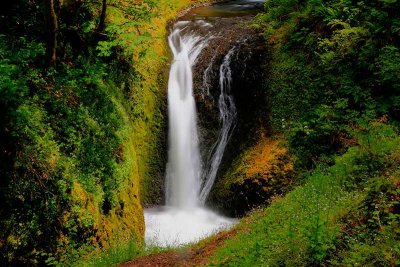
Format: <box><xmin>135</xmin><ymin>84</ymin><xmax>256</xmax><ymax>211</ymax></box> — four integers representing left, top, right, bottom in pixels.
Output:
<box><xmin>0</xmin><ymin>0</ymin><xmax>209</xmax><ymax>265</ymax></box>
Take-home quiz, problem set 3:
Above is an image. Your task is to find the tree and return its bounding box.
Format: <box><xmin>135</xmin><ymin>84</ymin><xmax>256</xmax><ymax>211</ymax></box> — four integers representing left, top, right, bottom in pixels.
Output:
<box><xmin>98</xmin><ymin>0</ymin><xmax>107</xmax><ymax>33</ymax></box>
<box><xmin>44</xmin><ymin>0</ymin><xmax>58</xmax><ymax>66</ymax></box>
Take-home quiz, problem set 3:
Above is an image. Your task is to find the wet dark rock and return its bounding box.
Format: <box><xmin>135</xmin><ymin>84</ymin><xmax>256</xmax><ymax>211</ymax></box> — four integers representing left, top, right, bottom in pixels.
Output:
<box><xmin>191</xmin><ymin>15</ymin><xmax>270</xmax><ymax>214</ymax></box>
<box><xmin>209</xmin><ymin>137</ymin><xmax>295</xmax><ymax>217</ymax></box>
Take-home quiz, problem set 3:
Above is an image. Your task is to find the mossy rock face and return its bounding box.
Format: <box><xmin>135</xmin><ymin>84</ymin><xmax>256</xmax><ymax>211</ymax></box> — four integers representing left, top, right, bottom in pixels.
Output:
<box><xmin>70</xmin><ymin>177</ymin><xmax>144</xmax><ymax>250</ymax></box>
<box><xmin>192</xmin><ymin>16</ymin><xmax>270</xmax><ymax>198</ymax></box>
<box><xmin>190</xmin><ymin>15</ymin><xmax>273</xmax><ymax>214</ymax></box>
<box><xmin>208</xmin><ymin>136</ymin><xmax>295</xmax><ymax>216</ymax></box>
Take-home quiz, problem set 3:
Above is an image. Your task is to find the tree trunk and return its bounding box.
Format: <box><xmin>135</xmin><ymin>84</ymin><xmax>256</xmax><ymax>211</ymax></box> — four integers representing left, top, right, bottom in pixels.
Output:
<box><xmin>44</xmin><ymin>0</ymin><xmax>58</xmax><ymax>67</ymax></box>
<box><xmin>97</xmin><ymin>0</ymin><xmax>107</xmax><ymax>32</ymax></box>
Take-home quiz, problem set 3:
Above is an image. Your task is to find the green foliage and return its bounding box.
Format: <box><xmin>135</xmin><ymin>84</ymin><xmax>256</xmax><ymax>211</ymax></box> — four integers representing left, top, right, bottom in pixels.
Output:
<box><xmin>73</xmin><ymin>239</ymin><xmax>169</xmax><ymax>267</ymax></box>
<box><xmin>233</xmin><ymin>1</ymin><xmax>400</xmax><ymax>264</ymax></box>
<box><xmin>241</xmin><ymin>1</ymin><xmax>400</xmax><ymax>264</ymax></box>
<box><xmin>377</xmin><ymin>45</ymin><xmax>400</xmax><ymax>91</ymax></box>
<box><xmin>209</xmin><ymin>123</ymin><xmax>400</xmax><ymax>266</ymax></box>
<box><xmin>261</xmin><ymin>0</ymin><xmax>400</xmax><ymax>169</ymax></box>
<box><xmin>96</xmin><ymin>0</ymin><xmax>160</xmax><ymax>59</ymax></box>
<box><xmin>75</xmin><ymin>238</ymin><xmax>143</xmax><ymax>267</ymax></box>
<box><xmin>0</xmin><ymin>32</ymin><xmax>143</xmax><ymax>265</ymax></box>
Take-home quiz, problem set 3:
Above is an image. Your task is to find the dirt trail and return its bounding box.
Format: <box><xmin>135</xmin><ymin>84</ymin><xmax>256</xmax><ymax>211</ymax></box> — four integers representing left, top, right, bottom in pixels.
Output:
<box><xmin>120</xmin><ymin>229</ymin><xmax>237</xmax><ymax>267</ymax></box>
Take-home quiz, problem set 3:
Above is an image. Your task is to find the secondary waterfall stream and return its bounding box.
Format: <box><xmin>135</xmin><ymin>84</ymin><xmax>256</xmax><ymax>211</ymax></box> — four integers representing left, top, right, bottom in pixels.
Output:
<box><xmin>200</xmin><ymin>47</ymin><xmax>237</xmax><ymax>203</ymax></box>
<box><xmin>145</xmin><ymin>0</ymin><xmax>264</xmax><ymax>247</ymax></box>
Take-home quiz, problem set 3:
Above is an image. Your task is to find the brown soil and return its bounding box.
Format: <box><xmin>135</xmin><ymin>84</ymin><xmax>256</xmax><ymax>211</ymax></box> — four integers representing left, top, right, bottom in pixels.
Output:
<box><xmin>120</xmin><ymin>229</ymin><xmax>237</xmax><ymax>267</ymax></box>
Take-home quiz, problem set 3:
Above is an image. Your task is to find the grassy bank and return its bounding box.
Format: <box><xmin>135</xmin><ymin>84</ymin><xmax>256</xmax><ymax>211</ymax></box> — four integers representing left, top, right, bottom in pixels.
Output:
<box><xmin>209</xmin><ymin>122</ymin><xmax>400</xmax><ymax>266</ymax></box>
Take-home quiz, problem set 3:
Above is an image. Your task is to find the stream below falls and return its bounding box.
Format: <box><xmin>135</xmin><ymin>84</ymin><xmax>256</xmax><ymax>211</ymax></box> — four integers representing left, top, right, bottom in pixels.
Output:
<box><xmin>144</xmin><ymin>0</ymin><xmax>264</xmax><ymax>247</ymax></box>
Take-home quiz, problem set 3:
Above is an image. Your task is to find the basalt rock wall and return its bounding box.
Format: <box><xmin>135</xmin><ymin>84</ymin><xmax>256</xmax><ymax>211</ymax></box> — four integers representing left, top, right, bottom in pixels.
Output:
<box><xmin>192</xmin><ymin>16</ymin><xmax>274</xmax><ymax>215</ymax></box>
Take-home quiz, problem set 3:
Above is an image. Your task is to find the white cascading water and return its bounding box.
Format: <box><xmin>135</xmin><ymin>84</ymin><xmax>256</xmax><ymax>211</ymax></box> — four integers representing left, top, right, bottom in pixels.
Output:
<box><xmin>144</xmin><ymin>22</ymin><xmax>235</xmax><ymax>247</ymax></box>
<box><xmin>164</xmin><ymin>23</ymin><xmax>204</xmax><ymax>208</ymax></box>
<box><xmin>200</xmin><ymin>47</ymin><xmax>237</xmax><ymax>203</ymax></box>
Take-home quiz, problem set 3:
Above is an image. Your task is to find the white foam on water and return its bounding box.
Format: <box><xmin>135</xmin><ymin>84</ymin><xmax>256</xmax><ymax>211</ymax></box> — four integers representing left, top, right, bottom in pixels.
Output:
<box><xmin>145</xmin><ymin>207</ymin><xmax>235</xmax><ymax>247</ymax></box>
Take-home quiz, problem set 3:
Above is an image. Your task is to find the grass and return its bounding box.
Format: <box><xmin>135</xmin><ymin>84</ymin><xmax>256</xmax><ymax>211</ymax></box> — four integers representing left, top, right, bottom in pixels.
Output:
<box><xmin>207</xmin><ymin>122</ymin><xmax>400</xmax><ymax>266</ymax></box>
<box><xmin>73</xmin><ymin>239</ymin><xmax>171</xmax><ymax>267</ymax></box>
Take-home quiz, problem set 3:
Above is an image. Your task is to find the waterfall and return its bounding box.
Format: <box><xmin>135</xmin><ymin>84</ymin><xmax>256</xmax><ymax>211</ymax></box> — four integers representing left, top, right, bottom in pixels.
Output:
<box><xmin>165</xmin><ymin>24</ymin><xmax>237</xmax><ymax>206</ymax></box>
<box><xmin>144</xmin><ymin>21</ymin><xmax>236</xmax><ymax>247</ymax></box>
<box><xmin>200</xmin><ymin>47</ymin><xmax>237</xmax><ymax>203</ymax></box>
<box><xmin>144</xmin><ymin>0</ymin><xmax>263</xmax><ymax>248</ymax></box>
<box><xmin>165</xmin><ymin>25</ymin><xmax>206</xmax><ymax>208</ymax></box>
